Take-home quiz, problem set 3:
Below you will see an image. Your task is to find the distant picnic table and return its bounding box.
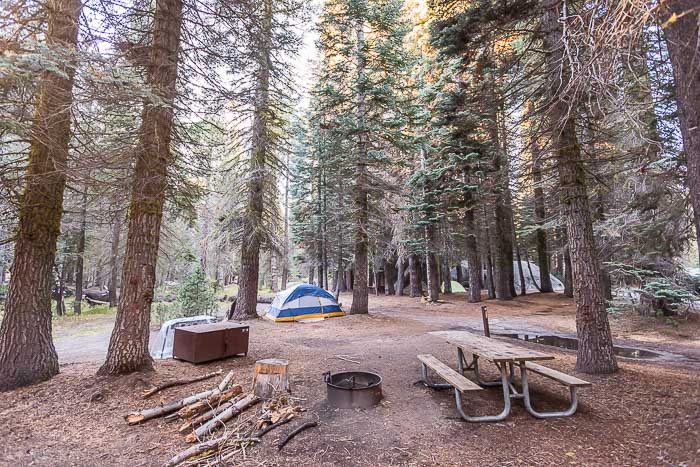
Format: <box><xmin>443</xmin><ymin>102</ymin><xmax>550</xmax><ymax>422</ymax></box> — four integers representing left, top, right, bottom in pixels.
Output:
<box><xmin>419</xmin><ymin>330</ymin><xmax>591</xmax><ymax>422</ymax></box>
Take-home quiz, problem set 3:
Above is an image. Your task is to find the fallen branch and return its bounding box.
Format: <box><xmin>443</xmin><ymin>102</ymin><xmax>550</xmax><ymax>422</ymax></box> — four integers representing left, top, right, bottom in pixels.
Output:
<box><xmin>333</xmin><ymin>354</ymin><xmax>360</xmax><ymax>364</ymax></box>
<box><xmin>164</xmin><ymin>436</ymin><xmax>260</xmax><ymax>467</ymax></box>
<box><xmin>277</xmin><ymin>421</ymin><xmax>318</xmax><ymax>451</ymax></box>
<box><xmin>254</xmin><ymin>413</ymin><xmax>294</xmax><ymax>438</ymax></box>
<box><xmin>177</xmin><ymin>395</ymin><xmax>242</xmax><ymax>433</ymax></box>
<box><xmin>126</xmin><ymin>370</ymin><xmax>236</xmax><ymax>425</ymax></box>
<box><xmin>141</xmin><ymin>370</ymin><xmax>223</xmax><ymax>399</ymax></box>
<box><xmin>185</xmin><ymin>394</ymin><xmax>260</xmax><ymax>443</ymax></box>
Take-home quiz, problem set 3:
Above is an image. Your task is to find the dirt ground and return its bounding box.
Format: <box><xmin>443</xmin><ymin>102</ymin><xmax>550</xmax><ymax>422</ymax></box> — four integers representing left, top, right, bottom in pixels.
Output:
<box><xmin>2</xmin><ymin>293</ymin><xmax>699</xmax><ymax>466</ymax></box>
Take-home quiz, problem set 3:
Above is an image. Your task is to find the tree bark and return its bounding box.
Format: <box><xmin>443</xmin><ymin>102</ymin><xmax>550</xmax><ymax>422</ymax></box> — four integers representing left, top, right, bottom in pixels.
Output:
<box><xmin>408</xmin><ymin>254</ymin><xmax>420</xmax><ymax>297</ymax></box>
<box><xmin>660</xmin><ymin>0</ymin><xmax>700</xmax><ymax>267</ymax></box>
<box><xmin>441</xmin><ymin>256</ymin><xmax>452</xmax><ymax>293</ymax></box>
<box><xmin>233</xmin><ymin>0</ymin><xmax>273</xmax><ymax>320</ymax></box>
<box><xmin>465</xmin><ymin>207</ymin><xmax>482</xmax><ymax>303</ymax></box>
<box><xmin>108</xmin><ymin>214</ymin><xmax>121</xmax><ymax>308</ymax></box>
<box><xmin>98</xmin><ymin>0</ymin><xmax>183</xmax><ymax>375</ymax></box>
<box><xmin>0</xmin><ymin>0</ymin><xmax>81</xmax><ymax>391</ymax></box>
<box><xmin>384</xmin><ymin>256</ymin><xmax>396</xmax><ymax>295</ymax></box>
<box><xmin>426</xmin><ymin>251</ymin><xmax>440</xmax><ymax>302</ymax></box>
<box><xmin>542</xmin><ymin>0</ymin><xmax>617</xmax><ymax>373</ymax></box>
<box><xmin>395</xmin><ymin>255</ymin><xmax>404</xmax><ymax>296</ymax></box>
<box><xmin>281</xmin><ymin>152</ymin><xmax>290</xmax><ymax>290</ymax></box>
<box><xmin>530</xmin><ymin>136</ymin><xmax>554</xmax><ymax>292</ymax></box>
<box><xmin>73</xmin><ymin>190</ymin><xmax>87</xmax><ymax>315</ymax></box>
<box><xmin>350</xmin><ymin>17</ymin><xmax>369</xmax><ymax>315</ymax></box>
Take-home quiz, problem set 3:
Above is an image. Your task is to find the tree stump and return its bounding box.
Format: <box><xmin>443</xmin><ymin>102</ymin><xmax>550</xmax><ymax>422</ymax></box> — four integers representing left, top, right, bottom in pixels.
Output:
<box><xmin>252</xmin><ymin>359</ymin><xmax>289</xmax><ymax>399</ymax></box>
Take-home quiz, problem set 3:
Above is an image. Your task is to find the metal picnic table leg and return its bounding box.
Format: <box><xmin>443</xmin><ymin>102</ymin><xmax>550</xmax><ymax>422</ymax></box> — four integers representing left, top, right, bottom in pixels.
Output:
<box><xmin>454</xmin><ymin>361</ymin><xmax>512</xmax><ymax>422</ymax></box>
<box><xmin>458</xmin><ymin>348</ymin><xmax>514</xmax><ymax>387</ymax></box>
<box><xmin>420</xmin><ymin>362</ymin><xmax>452</xmax><ymax>390</ymax></box>
<box><xmin>519</xmin><ymin>362</ymin><xmax>579</xmax><ymax>419</ymax></box>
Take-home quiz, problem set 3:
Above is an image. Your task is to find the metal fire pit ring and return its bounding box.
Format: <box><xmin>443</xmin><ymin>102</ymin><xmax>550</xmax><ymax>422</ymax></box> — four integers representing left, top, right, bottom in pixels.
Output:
<box><xmin>323</xmin><ymin>370</ymin><xmax>383</xmax><ymax>409</ymax></box>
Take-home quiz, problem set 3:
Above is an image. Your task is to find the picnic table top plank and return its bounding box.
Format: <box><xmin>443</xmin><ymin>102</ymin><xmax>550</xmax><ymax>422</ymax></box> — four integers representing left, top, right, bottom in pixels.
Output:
<box><xmin>429</xmin><ymin>330</ymin><xmax>555</xmax><ymax>363</ymax></box>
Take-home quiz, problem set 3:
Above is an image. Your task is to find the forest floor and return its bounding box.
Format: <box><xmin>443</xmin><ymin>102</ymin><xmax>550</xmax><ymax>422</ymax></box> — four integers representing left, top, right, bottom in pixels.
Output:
<box><xmin>2</xmin><ymin>292</ymin><xmax>699</xmax><ymax>466</ymax></box>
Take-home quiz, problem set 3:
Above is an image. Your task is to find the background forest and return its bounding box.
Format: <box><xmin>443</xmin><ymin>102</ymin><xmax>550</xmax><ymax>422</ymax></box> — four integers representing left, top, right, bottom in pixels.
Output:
<box><xmin>1</xmin><ymin>0</ymin><xmax>699</xmax><ymax>390</ymax></box>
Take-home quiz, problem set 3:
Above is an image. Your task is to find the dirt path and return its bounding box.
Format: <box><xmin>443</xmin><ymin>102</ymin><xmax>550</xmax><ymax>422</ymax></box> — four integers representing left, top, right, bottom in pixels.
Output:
<box><xmin>2</xmin><ymin>293</ymin><xmax>697</xmax><ymax>466</ymax></box>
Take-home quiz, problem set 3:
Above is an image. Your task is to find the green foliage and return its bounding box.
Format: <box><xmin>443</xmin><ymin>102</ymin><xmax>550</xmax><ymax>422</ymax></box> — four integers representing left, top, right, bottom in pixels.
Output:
<box><xmin>177</xmin><ymin>266</ymin><xmax>215</xmax><ymax>317</ymax></box>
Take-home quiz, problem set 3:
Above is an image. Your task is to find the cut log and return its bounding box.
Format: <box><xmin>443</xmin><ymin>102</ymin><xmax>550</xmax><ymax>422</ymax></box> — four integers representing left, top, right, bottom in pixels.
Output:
<box><xmin>165</xmin><ymin>436</ymin><xmax>260</xmax><ymax>467</ymax></box>
<box><xmin>125</xmin><ymin>370</ymin><xmax>235</xmax><ymax>425</ymax></box>
<box><xmin>177</xmin><ymin>385</ymin><xmax>242</xmax><ymax>419</ymax></box>
<box><xmin>252</xmin><ymin>359</ymin><xmax>289</xmax><ymax>400</ymax></box>
<box><xmin>177</xmin><ymin>395</ymin><xmax>243</xmax><ymax>433</ymax></box>
<box><xmin>185</xmin><ymin>393</ymin><xmax>260</xmax><ymax>443</ymax></box>
<box><xmin>142</xmin><ymin>370</ymin><xmax>223</xmax><ymax>398</ymax></box>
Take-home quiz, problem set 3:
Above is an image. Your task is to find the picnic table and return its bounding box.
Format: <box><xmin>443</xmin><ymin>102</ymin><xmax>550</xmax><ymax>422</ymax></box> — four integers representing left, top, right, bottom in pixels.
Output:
<box><xmin>418</xmin><ymin>330</ymin><xmax>591</xmax><ymax>422</ymax></box>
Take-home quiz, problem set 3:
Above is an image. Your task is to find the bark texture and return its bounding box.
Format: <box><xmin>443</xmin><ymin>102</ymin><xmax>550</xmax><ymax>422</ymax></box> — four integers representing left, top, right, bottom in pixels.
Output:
<box><xmin>531</xmin><ymin>139</ymin><xmax>553</xmax><ymax>292</ymax></box>
<box><xmin>0</xmin><ymin>0</ymin><xmax>81</xmax><ymax>391</ymax></box>
<box><xmin>73</xmin><ymin>191</ymin><xmax>87</xmax><ymax>315</ymax></box>
<box><xmin>99</xmin><ymin>0</ymin><xmax>182</xmax><ymax>374</ymax></box>
<box><xmin>542</xmin><ymin>0</ymin><xmax>617</xmax><ymax>374</ymax></box>
<box><xmin>660</xmin><ymin>0</ymin><xmax>700</xmax><ymax>266</ymax></box>
<box><xmin>233</xmin><ymin>0</ymin><xmax>273</xmax><ymax>320</ymax></box>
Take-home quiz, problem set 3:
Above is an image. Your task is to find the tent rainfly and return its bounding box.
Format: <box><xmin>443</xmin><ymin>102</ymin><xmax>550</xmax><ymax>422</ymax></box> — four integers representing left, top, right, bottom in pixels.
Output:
<box><xmin>265</xmin><ymin>284</ymin><xmax>344</xmax><ymax>322</ymax></box>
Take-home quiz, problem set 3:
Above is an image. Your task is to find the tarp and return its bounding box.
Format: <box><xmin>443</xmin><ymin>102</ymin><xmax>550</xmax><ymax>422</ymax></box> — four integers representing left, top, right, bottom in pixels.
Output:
<box><xmin>265</xmin><ymin>284</ymin><xmax>344</xmax><ymax>322</ymax></box>
<box><xmin>150</xmin><ymin>315</ymin><xmax>218</xmax><ymax>359</ymax></box>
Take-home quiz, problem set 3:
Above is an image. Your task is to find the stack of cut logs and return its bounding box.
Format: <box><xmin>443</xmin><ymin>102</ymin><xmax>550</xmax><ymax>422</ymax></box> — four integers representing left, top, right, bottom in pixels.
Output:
<box><xmin>125</xmin><ymin>360</ymin><xmax>309</xmax><ymax>466</ymax></box>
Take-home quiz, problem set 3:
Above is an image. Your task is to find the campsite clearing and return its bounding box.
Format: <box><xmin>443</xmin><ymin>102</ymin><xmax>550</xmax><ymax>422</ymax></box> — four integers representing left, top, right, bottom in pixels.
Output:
<box><xmin>1</xmin><ymin>293</ymin><xmax>699</xmax><ymax>466</ymax></box>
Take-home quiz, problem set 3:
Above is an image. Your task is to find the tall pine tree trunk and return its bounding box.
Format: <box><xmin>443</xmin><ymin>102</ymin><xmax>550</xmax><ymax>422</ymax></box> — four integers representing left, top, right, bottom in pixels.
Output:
<box><xmin>464</xmin><ymin>206</ymin><xmax>482</xmax><ymax>302</ymax></box>
<box><xmin>530</xmin><ymin>134</ymin><xmax>553</xmax><ymax>292</ymax></box>
<box><xmin>395</xmin><ymin>255</ymin><xmax>405</xmax><ymax>296</ymax></box>
<box><xmin>408</xmin><ymin>254</ymin><xmax>420</xmax><ymax>297</ymax></box>
<box><xmin>108</xmin><ymin>213</ymin><xmax>121</xmax><ymax>308</ymax></box>
<box><xmin>542</xmin><ymin>0</ymin><xmax>616</xmax><ymax>374</ymax></box>
<box><xmin>99</xmin><ymin>0</ymin><xmax>183</xmax><ymax>375</ymax></box>
<box><xmin>232</xmin><ymin>0</ymin><xmax>273</xmax><ymax>320</ymax></box>
<box><xmin>0</xmin><ymin>0</ymin><xmax>81</xmax><ymax>391</ymax></box>
<box><xmin>350</xmin><ymin>17</ymin><xmax>369</xmax><ymax>314</ymax></box>
<box><xmin>73</xmin><ymin>190</ymin><xmax>87</xmax><ymax>315</ymax></box>
<box><xmin>660</xmin><ymin>1</ymin><xmax>700</xmax><ymax>267</ymax></box>
<box><xmin>281</xmin><ymin>152</ymin><xmax>290</xmax><ymax>290</ymax></box>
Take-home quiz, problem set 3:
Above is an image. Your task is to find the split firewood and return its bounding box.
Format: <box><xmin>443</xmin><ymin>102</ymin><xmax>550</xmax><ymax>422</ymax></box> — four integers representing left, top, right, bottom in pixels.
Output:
<box><xmin>277</xmin><ymin>421</ymin><xmax>318</xmax><ymax>451</ymax></box>
<box><xmin>125</xmin><ymin>370</ymin><xmax>236</xmax><ymax>425</ymax></box>
<box><xmin>177</xmin><ymin>394</ymin><xmax>243</xmax><ymax>433</ymax></box>
<box><xmin>177</xmin><ymin>386</ymin><xmax>242</xmax><ymax>419</ymax></box>
<box><xmin>164</xmin><ymin>436</ymin><xmax>260</xmax><ymax>467</ymax></box>
<box><xmin>185</xmin><ymin>394</ymin><xmax>260</xmax><ymax>443</ymax></box>
<box><xmin>141</xmin><ymin>370</ymin><xmax>223</xmax><ymax>399</ymax></box>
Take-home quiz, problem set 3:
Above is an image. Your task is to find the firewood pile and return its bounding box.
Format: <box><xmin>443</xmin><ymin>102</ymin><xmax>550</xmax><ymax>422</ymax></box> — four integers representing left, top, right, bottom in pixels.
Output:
<box><xmin>124</xmin><ymin>369</ymin><xmax>308</xmax><ymax>466</ymax></box>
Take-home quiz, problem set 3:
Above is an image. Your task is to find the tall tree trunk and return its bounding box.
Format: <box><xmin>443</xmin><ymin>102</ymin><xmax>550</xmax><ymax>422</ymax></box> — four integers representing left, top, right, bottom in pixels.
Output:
<box><xmin>270</xmin><ymin>253</ymin><xmax>278</xmax><ymax>293</ymax></box>
<box><xmin>395</xmin><ymin>255</ymin><xmax>404</xmax><ymax>296</ymax></box>
<box><xmin>530</xmin><ymin>135</ymin><xmax>554</xmax><ymax>292</ymax></box>
<box><xmin>232</xmin><ymin>0</ymin><xmax>273</xmax><ymax>320</ymax></box>
<box><xmin>465</xmin><ymin>206</ymin><xmax>482</xmax><ymax>303</ymax></box>
<box><xmin>0</xmin><ymin>0</ymin><xmax>81</xmax><ymax>391</ymax></box>
<box><xmin>542</xmin><ymin>0</ymin><xmax>617</xmax><ymax>374</ymax></box>
<box><xmin>563</xmin><ymin>242</ymin><xmax>574</xmax><ymax>298</ymax></box>
<box><xmin>441</xmin><ymin>256</ymin><xmax>452</xmax><ymax>293</ymax></box>
<box><xmin>350</xmin><ymin>17</ymin><xmax>369</xmax><ymax>314</ymax></box>
<box><xmin>513</xmin><ymin>233</ymin><xmax>526</xmax><ymax>296</ymax></box>
<box><xmin>408</xmin><ymin>254</ymin><xmax>420</xmax><ymax>298</ymax></box>
<box><xmin>99</xmin><ymin>0</ymin><xmax>183</xmax><ymax>375</ymax></box>
<box><xmin>281</xmin><ymin>152</ymin><xmax>290</xmax><ymax>290</ymax></box>
<box><xmin>73</xmin><ymin>190</ymin><xmax>87</xmax><ymax>315</ymax></box>
<box><xmin>108</xmin><ymin>213</ymin><xmax>121</xmax><ymax>308</ymax></box>
<box><xmin>384</xmin><ymin>256</ymin><xmax>396</xmax><ymax>295</ymax></box>
<box><xmin>660</xmin><ymin>1</ymin><xmax>700</xmax><ymax>266</ymax></box>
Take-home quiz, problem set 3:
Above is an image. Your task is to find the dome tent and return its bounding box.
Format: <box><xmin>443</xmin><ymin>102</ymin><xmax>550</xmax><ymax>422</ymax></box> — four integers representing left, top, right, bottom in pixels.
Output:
<box><xmin>265</xmin><ymin>283</ymin><xmax>344</xmax><ymax>322</ymax></box>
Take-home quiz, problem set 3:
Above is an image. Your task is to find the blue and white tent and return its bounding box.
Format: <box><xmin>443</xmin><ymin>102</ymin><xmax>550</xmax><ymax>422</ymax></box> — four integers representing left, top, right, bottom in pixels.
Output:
<box><xmin>265</xmin><ymin>283</ymin><xmax>344</xmax><ymax>322</ymax></box>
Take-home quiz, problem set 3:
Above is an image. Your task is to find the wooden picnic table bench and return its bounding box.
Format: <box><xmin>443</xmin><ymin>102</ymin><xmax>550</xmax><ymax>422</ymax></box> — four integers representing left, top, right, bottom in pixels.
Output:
<box><xmin>418</xmin><ymin>330</ymin><xmax>591</xmax><ymax>422</ymax></box>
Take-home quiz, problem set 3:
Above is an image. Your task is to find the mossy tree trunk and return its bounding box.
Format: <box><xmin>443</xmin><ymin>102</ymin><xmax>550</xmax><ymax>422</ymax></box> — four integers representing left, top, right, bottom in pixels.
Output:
<box><xmin>0</xmin><ymin>0</ymin><xmax>81</xmax><ymax>391</ymax></box>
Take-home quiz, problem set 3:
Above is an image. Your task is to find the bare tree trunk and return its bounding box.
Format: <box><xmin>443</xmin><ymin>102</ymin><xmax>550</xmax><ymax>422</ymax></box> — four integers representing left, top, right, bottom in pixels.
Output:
<box><xmin>271</xmin><ymin>253</ymin><xmax>278</xmax><ymax>293</ymax></box>
<box><xmin>542</xmin><ymin>0</ymin><xmax>616</xmax><ymax>374</ymax></box>
<box><xmin>563</xmin><ymin>242</ymin><xmax>574</xmax><ymax>297</ymax></box>
<box><xmin>384</xmin><ymin>256</ymin><xmax>395</xmax><ymax>295</ymax></box>
<box><xmin>350</xmin><ymin>18</ymin><xmax>369</xmax><ymax>315</ymax></box>
<box><xmin>0</xmin><ymin>0</ymin><xmax>81</xmax><ymax>391</ymax></box>
<box><xmin>233</xmin><ymin>0</ymin><xmax>273</xmax><ymax>320</ymax></box>
<box><xmin>281</xmin><ymin>152</ymin><xmax>290</xmax><ymax>290</ymax></box>
<box><xmin>660</xmin><ymin>0</ymin><xmax>700</xmax><ymax>267</ymax></box>
<box><xmin>395</xmin><ymin>255</ymin><xmax>404</xmax><ymax>296</ymax></box>
<box><xmin>426</xmin><ymin>251</ymin><xmax>440</xmax><ymax>302</ymax></box>
<box><xmin>99</xmin><ymin>0</ymin><xmax>183</xmax><ymax>375</ymax></box>
<box><xmin>408</xmin><ymin>254</ymin><xmax>419</xmax><ymax>297</ymax></box>
<box><xmin>464</xmin><ymin>191</ymin><xmax>482</xmax><ymax>302</ymax></box>
<box><xmin>73</xmin><ymin>190</ymin><xmax>87</xmax><ymax>315</ymax></box>
<box><xmin>108</xmin><ymin>213</ymin><xmax>121</xmax><ymax>308</ymax></box>
<box><xmin>441</xmin><ymin>256</ymin><xmax>452</xmax><ymax>293</ymax></box>
<box><xmin>529</xmin><ymin>131</ymin><xmax>553</xmax><ymax>292</ymax></box>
